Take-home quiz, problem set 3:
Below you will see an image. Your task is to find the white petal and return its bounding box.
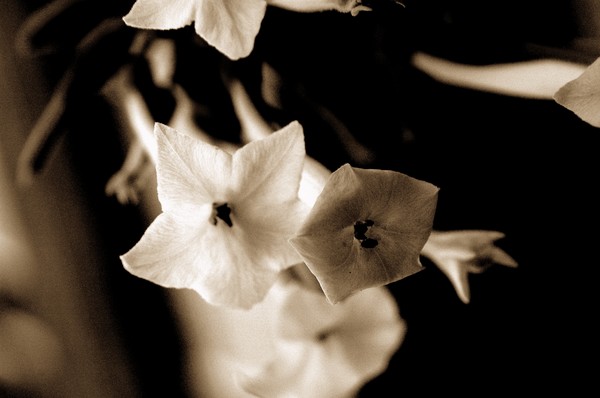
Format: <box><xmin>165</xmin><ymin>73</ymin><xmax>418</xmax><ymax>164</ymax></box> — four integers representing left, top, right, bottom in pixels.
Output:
<box><xmin>195</xmin><ymin>0</ymin><xmax>267</xmax><ymax>60</ymax></box>
<box><xmin>421</xmin><ymin>230</ymin><xmax>517</xmax><ymax>304</ymax></box>
<box><xmin>439</xmin><ymin>258</ymin><xmax>471</xmax><ymax>304</ymax></box>
<box><xmin>235</xmin><ymin>199</ymin><xmax>307</xmax><ymax>270</ymax></box>
<box><xmin>232</xmin><ymin>120</ymin><xmax>305</xmax><ymax>204</ymax></box>
<box><xmin>154</xmin><ymin>123</ymin><xmax>232</xmax><ymax>212</ymax></box>
<box><xmin>413</xmin><ymin>52</ymin><xmax>586</xmax><ymax>99</ymax></box>
<box><xmin>123</xmin><ymin>0</ymin><xmax>196</xmax><ymax>30</ymax></box>
<box><xmin>554</xmin><ymin>56</ymin><xmax>600</xmax><ymax>127</ymax></box>
<box><xmin>121</xmin><ymin>211</ymin><xmax>210</xmax><ymax>290</ymax></box>
<box><xmin>121</xmin><ymin>211</ymin><xmax>280</xmax><ymax>309</ymax></box>
<box><xmin>228</xmin><ymin>121</ymin><xmax>309</xmax><ymax>269</ymax></box>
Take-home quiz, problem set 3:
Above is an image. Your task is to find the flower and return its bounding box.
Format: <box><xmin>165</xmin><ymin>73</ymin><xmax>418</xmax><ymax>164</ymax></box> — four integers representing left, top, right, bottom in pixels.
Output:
<box><xmin>122</xmin><ymin>0</ymin><xmax>374</xmax><ymax>61</ymax></box>
<box><xmin>120</xmin><ymin>120</ymin><xmax>309</xmax><ymax>309</ymax></box>
<box><xmin>420</xmin><ymin>230</ymin><xmax>518</xmax><ymax>304</ymax></box>
<box><xmin>237</xmin><ymin>278</ymin><xmax>405</xmax><ymax>397</ymax></box>
<box><xmin>123</xmin><ymin>0</ymin><xmax>268</xmax><ymax>60</ymax></box>
<box><xmin>554</xmin><ymin>56</ymin><xmax>600</xmax><ymax>127</ymax></box>
<box><xmin>289</xmin><ymin>164</ymin><xmax>439</xmax><ymax>304</ymax></box>
<box><xmin>268</xmin><ymin>0</ymin><xmax>372</xmax><ymax>16</ymax></box>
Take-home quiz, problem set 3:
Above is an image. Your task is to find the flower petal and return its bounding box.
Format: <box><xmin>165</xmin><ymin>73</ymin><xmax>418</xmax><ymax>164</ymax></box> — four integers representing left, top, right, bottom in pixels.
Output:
<box><xmin>154</xmin><ymin>122</ymin><xmax>232</xmax><ymax>212</ymax></box>
<box><xmin>421</xmin><ymin>230</ymin><xmax>518</xmax><ymax>304</ymax></box>
<box><xmin>233</xmin><ymin>120</ymin><xmax>305</xmax><ymax>205</ymax></box>
<box><xmin>487</xmin><ymin>246</ymin><xmax>518</xmax><ymax>269</ymax></box>
<box><xmin>123</xmin><ymin>0</ymin><xmax>196</xmax><ymax>30</ymax></box>
<box><xmin>232</xmin><ymin>120</ymin><xmax>309</xmax><ymax>268</ymax></box>
<box><xmin>290</xmin><ymin>164</ymin><xmax>439</xmax><ymax>304</ymax></box>
<box><xmin>237</xmin><ymin>281</ymin><xmax>404</xmax><ymax>397</ymax></box>
<box><xmin>438</xmin><ymin>258</ymin><xmax>471</xmax><ymax>304</ymax></box>
<box><xmin>121</xmin><ymin>211</ymin><xmax>282</xmax><ymax>308</ymax></box>
<box><xmin>554</xmin><ymin>56</ymin><xmax>600</xmax><ymax>127</ymax></box>
<box><xmin>195</xmin><ymin>0</ymin><xmax>267</xmax><ymax>60</ymax></box>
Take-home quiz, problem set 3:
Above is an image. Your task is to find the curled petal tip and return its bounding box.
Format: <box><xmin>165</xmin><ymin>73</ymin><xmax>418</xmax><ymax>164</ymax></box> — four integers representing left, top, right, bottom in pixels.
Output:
<box><xmin>491</xmin><ymin>248</ymin><xmax>518</xmax><ymax>268</ymax></box>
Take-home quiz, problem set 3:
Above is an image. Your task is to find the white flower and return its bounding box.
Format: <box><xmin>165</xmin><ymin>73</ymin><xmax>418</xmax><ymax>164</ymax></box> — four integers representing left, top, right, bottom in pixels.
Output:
<box><xmin>421</xmin><ymin>230</ymin><xmax>518</xmax><ymax>304</ymax></box>
<box><xmin>290</xmin><ymin>164</ymin><xmax>439</xmax><ymax>304</ymax></box>
<box><xmin>123</xmin><ymin>0</ymin><xmax>268</xmax><ymax>60</ymax></box>
<box><xmin>122</xmin><ymin>0</ymin><xmax>374</xmax><ymax>61</ymax></box>
<box><xmin>120</xmin><ymin>121</ymin><xmax>308</xmax><ymax>309</ymax></box>
<box><xmin>237</xmin><ymin>279</ymin><xmax>405</xmax><ymax>397</ymax></box>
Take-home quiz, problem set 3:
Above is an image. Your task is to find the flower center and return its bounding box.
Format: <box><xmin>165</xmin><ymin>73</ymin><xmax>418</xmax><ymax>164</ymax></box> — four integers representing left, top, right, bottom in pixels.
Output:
<box><xmin>353</xmin><ymin>219</ymin><xmax>378</xmax><ymax>248</ymax></box>
<box><xmin>211</xmin><ymin>202</ymin><xmax>233</xmax><ymax>227</ymax></box>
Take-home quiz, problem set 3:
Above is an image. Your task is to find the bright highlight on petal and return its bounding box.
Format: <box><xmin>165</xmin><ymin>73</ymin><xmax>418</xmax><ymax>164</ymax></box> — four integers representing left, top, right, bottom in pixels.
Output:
<box><xmin>421</xmin><ymin>230</ymin><xmax>518</xmax><ymax>304</ymax></box>
<box><xmin>123</xmin><ymin>0</ymin><xmax>267</xmax><ymax>60</ymax></box>
<box><xmin>121</xmin><ymin>121</ymin><xmax>308</xmax><ymax>309</ymax></box>
<box><xmin>554</xmin><ymin>56</ymin><xmax>600</xmax><ymax>127</ymax></box>
<box><xmin>123</xmin><ymin>0</ymin><xmax>197</xmax><ymax>31</ymax></box>
<box><xmin>237</xmin><ymin>280</ymin><xmax>405</xmax><ymax>398</ymax></box>
<box><xmin>290</xmin><ymin>164</ymin><xmax>439</xmax><ymax>304</ymax></box>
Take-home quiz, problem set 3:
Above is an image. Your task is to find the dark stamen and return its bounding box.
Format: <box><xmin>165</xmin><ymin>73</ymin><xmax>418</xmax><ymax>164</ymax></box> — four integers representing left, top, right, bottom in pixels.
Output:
<box><xmin>353</xmin><ymin>219</ymin><xmax>378</xmax><ymax>248</ymax></box>
<box><xmin>353</xmin><ymin>219</ymin><xmax>374</xmax><ymax>240</ymax></box>
<box><xmin>211</xmin><ymin>202</ymin><xmax>233</xmax><ymax>227</ymax></box>
<box><xmin>361</xmin><ymin>238</ymin><xmax>378</xmax><ymax>248</ymax></box>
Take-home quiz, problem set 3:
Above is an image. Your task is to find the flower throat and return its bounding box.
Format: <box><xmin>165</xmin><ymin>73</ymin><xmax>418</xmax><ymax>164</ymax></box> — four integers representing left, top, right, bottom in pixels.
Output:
<box><xmin>211</xmin><ymin>202</ymin><xmax>233</xmax><ymax>227</ymax></box>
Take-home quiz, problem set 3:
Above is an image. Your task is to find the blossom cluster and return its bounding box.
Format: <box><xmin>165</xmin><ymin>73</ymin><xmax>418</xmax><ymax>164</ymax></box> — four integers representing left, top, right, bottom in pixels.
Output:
<box><xmin>13</xmin><ymin>0</ymin><xmax>527</xmax><ymax>396</ymax></box>
<box><xmin>115</xmin><ymin>0</ymin><xmax>519</xmax><ymax>388</ymax></box>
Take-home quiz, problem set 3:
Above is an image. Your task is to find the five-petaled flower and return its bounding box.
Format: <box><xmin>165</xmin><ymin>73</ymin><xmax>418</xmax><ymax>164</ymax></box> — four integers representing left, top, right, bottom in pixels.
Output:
<box><xmin>120</xmin><ymin>121</ymin><xmax>308</xmax><ymax>309</ymax></box>
<box><xmin>421</xmin><ymin>230</ymin><xmax>518</xmax><ymax>304</ymax></box>
<box><xmin>123</xmin><ymin>0</ymin><xmax>371</xmax><ymax>60</ymax></box>
<box><xmin>289</xmin><ymin>164</ymin><xmax>439</xmax><ymax>304</ymax></box>
<box><xmin>237</xmin><ymin>277</ymin><xmax>405</xmax><ymax>398</ymax></box>
<box><xmin>123</xmin><ymin>0</ymin><xmax>268</xmax><ymax>60</ymax></box>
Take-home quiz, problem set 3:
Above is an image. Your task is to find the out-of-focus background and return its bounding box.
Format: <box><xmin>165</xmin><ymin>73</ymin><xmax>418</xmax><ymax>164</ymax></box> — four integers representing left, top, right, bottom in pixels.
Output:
<box><xmin>1</xmin><ymin>0</ymin><xmax>598</xmax><ymax>396</ymax></box>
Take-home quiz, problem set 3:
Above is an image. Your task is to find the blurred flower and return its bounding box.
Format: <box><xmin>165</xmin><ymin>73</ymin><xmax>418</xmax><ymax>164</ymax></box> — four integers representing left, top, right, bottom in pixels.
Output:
<box><xmin>290</xmin><ymin>164</ymin><xmax>439</xmax><ymax>304</ymax></box>
<box><xmin>268</xmin><ymin>0</ymin><xmax>372</xmax><ymax>16</ymax></box>
<box><xmin>120</xmin><ymin>121</ymin><xmax>308</xmax><ymax>309</ymax></box>
<box><xmin>237</xmin><ymin>278</ymin><xmax>404</xmax><ymax>398</ymax></box>
<box><xmin>123</xmin><ymin>0</ymin><xmax>268</xmax><ymax>60</ymax></box>
<box><xmin>554</xmin><ymin>56</ymin><xmax>600</xmax><ymax>127</ymax></box>
<box><xmin>413</xmin><ymin>52</ymin><xmax>586</xmax><ymax>100</ymax></box>
<box><xmin>421</xmin><ymin>230</ymin><xmax>518</xmax><ymax>304</ymax></box>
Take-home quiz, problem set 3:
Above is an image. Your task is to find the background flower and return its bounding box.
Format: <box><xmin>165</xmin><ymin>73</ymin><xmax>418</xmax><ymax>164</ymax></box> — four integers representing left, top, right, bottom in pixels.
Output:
<box><xmin>237</xmin><ymin>279</ymin><xmax>405</xmax><ymax>397</ymax></box>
